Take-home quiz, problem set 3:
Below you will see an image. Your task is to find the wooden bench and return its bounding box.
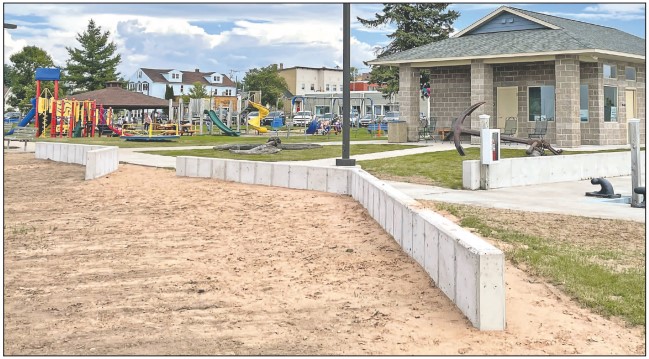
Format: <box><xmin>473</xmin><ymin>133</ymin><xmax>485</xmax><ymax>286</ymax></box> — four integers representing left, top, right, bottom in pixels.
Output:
<box><xmin>5</xmin><ymin>127</ymin><xmax>37</xmax><ymax>151</ymax></box>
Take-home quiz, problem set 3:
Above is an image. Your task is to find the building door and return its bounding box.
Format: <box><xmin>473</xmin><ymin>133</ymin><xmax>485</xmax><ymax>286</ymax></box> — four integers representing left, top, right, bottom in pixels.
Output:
<box><xmin>625</xmin><ymin>89</ymin><xmax>636</xmax><ymax>120</ymax></box>
<box><xmin>497</xmin><ymin>86</ymin><xmax>518</xmax><ymax>129</ymax></box>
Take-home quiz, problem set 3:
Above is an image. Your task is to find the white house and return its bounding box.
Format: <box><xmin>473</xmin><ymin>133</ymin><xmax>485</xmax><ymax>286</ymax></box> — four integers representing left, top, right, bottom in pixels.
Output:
<box><xmin>126</xmin><ymin>68</ymin><xmax>237</xmax><ymax>99</ymax></box>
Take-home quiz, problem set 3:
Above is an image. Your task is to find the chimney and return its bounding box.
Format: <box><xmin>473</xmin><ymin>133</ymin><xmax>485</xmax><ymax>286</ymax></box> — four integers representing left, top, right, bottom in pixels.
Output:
<box><xmin>279</xmin><ymin>63</ymin><xmax>283</xmax><ymax>70</ymax></box>
<box><xmin>195</xmin><ymin>68</ymin><xmax>200</xmax><ymax>72</ymax></box>
<box><xmin>105</xmin><ymin>81</ymin><xmax>122</xmax><ymax>88</ymax></box>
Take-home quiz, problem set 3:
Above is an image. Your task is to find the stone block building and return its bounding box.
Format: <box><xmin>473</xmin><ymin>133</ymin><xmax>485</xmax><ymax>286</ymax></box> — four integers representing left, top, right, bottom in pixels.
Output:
<box><xmin>367</xmin><ymin>6</ymin><xmax>645</xmax><ymax>146</ymax></box>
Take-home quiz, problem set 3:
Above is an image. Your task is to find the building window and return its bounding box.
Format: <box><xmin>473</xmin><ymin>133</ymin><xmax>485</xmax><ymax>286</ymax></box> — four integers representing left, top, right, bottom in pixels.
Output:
<box><xmin>143</xmin><ymin>82</ymin><xmax>149</xmax><ymax>92</ymax></box>
<box><xmin>213</xmin><ymin>75</ymin><xmax>221</xmax><ymax>82</ymax></box>
<box><xmin>326</xmin><ymin>84</ymin><xmax>330</xmax><ymax>91</ymax></box>
<box><xmin>604</xmin><ymin>86</ymin><xmax>617</xmax><ymax>122</ymax></box>
<box><xmin>332</xmin><ymin>85</ymin><xmax>336</xmax><ymax>92</ymax></box>
<box><xmin>301</xmin><ymin>83</ymin><xmax>305</xmax><ymax>90</ymax></box>
<box><xmin>626</xmin><ymin>66</ymin><xmax>636</xmax><ymax>81</ymax></box>
<box><xmin>138</xmin><ymin>70</ymin><xmax>142</xmax><ymax>78</ymax></box>
<box><xmin>528</xmin><ymin>86</ymin><xmax>555</xmax><ymax>121</ymax></box>
<box><xmin>180</xmin><ymin>85</ymin><xmax>184</xmax><ymax>93</ymax></box>
<box><xmin>310</xmin><ymin>84</ymin><xmax>315</xmax><ymax>91</ymax></box>
<box><xmin>224</xmin><ymin>89</ymin><xmax>232</xmax><ymax>96</ymax></box>
<box><xmin>580</xmin><ymin>84</ymin><xmax>588</xmax><ymax>122</ymax></box>
<box><xmin>604</xmin><ymin>64</ymin><xmax>617</xmax><ymax>79</ymax></box>
<box><xmin>137</xmin><ymin>82</ymin><xmax>142</xmax><ymax>91</ymax></box>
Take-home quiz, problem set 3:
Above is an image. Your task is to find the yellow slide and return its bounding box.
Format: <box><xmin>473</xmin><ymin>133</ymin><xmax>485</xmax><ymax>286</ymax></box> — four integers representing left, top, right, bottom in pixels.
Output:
<box><xmin>247</xmin><ymin>100</ymin><xmax>269</xmax><ymax>133</ymax></box>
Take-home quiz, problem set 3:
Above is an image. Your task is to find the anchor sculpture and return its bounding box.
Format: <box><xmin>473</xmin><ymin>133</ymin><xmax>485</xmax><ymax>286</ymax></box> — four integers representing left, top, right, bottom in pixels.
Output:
<box><xmin>447</xmin><ymin>102</ymin><xmax>564</xmax><ymax>156</ymax></box>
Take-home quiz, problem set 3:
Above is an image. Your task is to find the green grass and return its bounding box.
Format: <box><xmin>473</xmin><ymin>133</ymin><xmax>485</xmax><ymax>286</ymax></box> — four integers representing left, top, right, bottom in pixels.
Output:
<box><xmin>359</xmin><ymin>147</ymin><xmax>641</xmax><ymax>189</ymax></box>
<box><xmin>37</xmin><ymin>125</ymin><xmax>385</xmax><ymax>148</ymax></box>
<box><xmin>144</xmin><ymin>144</ymin><xmax>413</xmax><ymax>162</ymax></box>
<box><xmin>437</xmin><ymin>203</ymin><xmax>645</xmax><ymax>327</ymax></box>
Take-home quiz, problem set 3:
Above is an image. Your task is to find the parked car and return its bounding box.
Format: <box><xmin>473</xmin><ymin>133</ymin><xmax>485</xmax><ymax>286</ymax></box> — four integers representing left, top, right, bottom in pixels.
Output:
<box><xmin>318</xmin><ymin>113</ymin><xmax>337</xmax><ymax>123</ymax></box>
<box><xmin>292</xmin><ymin>111</ymin><xmax>313</xmax><ymax>126</ymax></box>
<box><xmin>359</xmin><ymin>114</ymin><xmax>376</xmax><ymax>126</ymax></box>
<box><xmin>4</xmin><ymin>111</ymin><xmax>21</xmax><ymax>123</ymax></box>
<box><xmin>262</xmin><ymin>111</ymin><xmax>286</xmax><ymax>126</ymax></box>
<box><xmin>383</xmin><ymin>111</ymin><xmax>400</xmax><ymax>122</ymax></box>
<box><xmin>246</xmin><ymin>111</ymin><xmax>259</xmax><ymax>122</ymax></box>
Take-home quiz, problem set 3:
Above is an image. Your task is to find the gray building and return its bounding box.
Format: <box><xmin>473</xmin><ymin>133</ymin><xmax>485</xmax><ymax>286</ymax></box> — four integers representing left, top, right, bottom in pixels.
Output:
<box><xmin>367</xmin><ymin>6</ymin><xmax>645</xmax><ymax>146</ymax></box>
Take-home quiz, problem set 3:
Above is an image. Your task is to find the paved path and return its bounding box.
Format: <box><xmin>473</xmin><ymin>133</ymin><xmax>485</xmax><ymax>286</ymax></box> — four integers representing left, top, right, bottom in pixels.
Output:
<box><xmin>7</xmin><ymin>141</ymin><xmax>645</xmax><ymax>222</ymax></box>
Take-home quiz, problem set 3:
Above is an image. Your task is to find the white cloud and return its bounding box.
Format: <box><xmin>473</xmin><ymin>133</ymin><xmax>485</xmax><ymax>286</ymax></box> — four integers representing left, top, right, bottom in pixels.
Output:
<box><xmin>583</xmin><ymin>4</ymin><xmax>645</xmax><ymax>14</ymax></box>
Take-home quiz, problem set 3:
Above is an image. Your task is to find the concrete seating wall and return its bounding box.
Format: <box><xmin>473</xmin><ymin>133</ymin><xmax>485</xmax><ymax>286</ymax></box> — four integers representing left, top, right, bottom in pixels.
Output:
<box><xmin>34</xmin><ymin>142</ymin><xmax>119</xmax><ymax>180</ymax></box>
<box><xmin>177</xmin><ymin>156</ymin><xmax>506</xmax><ymax>331</ymax></box>
<box><xmin>463</xmin><ymin>151</ymin><xmax>646</xmax><ymax>190</ymax></box>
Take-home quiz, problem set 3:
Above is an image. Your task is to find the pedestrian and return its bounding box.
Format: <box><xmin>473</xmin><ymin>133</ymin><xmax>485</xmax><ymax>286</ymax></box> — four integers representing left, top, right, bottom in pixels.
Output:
<box><xmin>144</xmin><ymin>113</ymin><xmax>152</xmax><ymax>131</ymax></box>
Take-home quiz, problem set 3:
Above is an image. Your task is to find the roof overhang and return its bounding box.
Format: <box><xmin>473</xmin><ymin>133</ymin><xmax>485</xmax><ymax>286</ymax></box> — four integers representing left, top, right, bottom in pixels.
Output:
<box><xmin>367</xmin><ymin>49</ymin><xmax>645</xmax><ymax>67</ymax></box>
<box><xmin>453</xmin><ymin>6</ymin><xmax>560</xmax><ymax>38</ymax></box>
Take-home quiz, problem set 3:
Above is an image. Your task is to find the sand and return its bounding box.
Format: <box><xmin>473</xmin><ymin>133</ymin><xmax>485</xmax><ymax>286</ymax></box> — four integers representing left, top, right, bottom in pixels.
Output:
<box><xmin>3</xmin><ymin>153</ymin><xmax>644</xmax><ymax>355</ymax></box>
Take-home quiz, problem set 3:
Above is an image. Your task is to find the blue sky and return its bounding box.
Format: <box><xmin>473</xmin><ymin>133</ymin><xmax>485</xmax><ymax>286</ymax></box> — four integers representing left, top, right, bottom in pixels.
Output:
<box><xmin>3</xmin><ymin>2</ymin><xmax>645</xmax><ymax>81</ymax></box>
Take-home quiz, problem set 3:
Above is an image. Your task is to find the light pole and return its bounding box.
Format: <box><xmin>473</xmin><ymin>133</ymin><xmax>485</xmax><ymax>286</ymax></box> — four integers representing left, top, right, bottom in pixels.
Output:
<box><xmin>336</xmin><ymin>3</ymin><xmax>355</xmax><ymax>167</ymax></box>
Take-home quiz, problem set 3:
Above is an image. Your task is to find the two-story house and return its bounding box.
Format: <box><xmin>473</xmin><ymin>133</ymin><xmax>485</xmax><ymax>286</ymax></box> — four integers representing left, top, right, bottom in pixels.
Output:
<box><xmin>127</xmin><ymin>68</ymin><xmax>237</xmax><ymax>100</ymax></box>
<box><xmin>278</xmin><ymin>65</ymin><xmax>344</xmax><ymax>96</ymax></box>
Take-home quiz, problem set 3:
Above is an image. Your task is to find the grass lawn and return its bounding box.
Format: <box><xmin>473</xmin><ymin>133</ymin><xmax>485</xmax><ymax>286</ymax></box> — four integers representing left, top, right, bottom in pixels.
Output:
<box><xmin>37</xmin><ymin>126</ymin><xmax>385</xmax><ymax>148</ymax></box>
<box><xmin>144</xmin><ymin>144</ymin><xmax>414</xmax><ymax>162</ymax></box>
<box><xmin>433</xmin><ymin>202</ymin><xmax>645</xmax><ymax>327</ymax></box>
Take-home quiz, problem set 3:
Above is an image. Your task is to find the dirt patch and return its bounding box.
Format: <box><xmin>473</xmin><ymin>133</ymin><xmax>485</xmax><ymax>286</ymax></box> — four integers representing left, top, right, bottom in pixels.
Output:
<box><xmin>3</xmin><ymin>153</ymin><xmax>645</xmax><ymax>355</ymax></box>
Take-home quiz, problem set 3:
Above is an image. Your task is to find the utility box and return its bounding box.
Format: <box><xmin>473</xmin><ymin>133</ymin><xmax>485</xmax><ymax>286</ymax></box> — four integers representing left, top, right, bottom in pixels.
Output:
<box><xmin>480</xmin><ymin>129</ymin><xmax>500</xmax><ymax>164</ymax></box>
<box><xmin>388</xmin><ymin>121</ymin><xmax>407</xmax><ymax>143</ymax></box>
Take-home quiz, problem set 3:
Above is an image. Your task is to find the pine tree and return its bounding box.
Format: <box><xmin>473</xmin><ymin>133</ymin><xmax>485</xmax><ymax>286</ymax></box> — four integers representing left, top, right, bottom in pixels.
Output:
<box><xmin>65</xmin><ymin>19</ymin><xmax>121</xmax><ymax>93</ymax></box>
<box><xmin>358</xmin><ymin>4</ymin><xmax>459</xmax><ymax>98</ymax></box>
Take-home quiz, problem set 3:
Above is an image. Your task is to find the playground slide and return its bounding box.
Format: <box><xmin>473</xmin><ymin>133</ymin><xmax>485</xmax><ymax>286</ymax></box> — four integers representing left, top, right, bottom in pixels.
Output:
<box><xmin>107</xmin><ymin>124</ymin><xmax>123</xmax><ymax>136</ymax></box>
<box><xmin>207</xmin><ymin>110</ymin><xmax>240</xmax><ymax>136</ymax></box>
<box><xmin>305</xmin><ymin>120</ymin><xmax>319</xmax><ymax>135</ymax></box>
<box><xmin>247</xmin><ymin>100</ymin><xmax>269</xmax><ymax>133</ymax></box>
<box><xmin>6</xmin><ymin>99</ymin><xmax>36</xmax><ymax>135</ymax></box>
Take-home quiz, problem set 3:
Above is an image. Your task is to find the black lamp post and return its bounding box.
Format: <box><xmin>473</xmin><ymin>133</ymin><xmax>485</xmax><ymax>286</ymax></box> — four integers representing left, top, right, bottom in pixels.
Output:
<box><xmin>336</xmin><ymin>3</ymin><xmax>356</xmax><ymax>167</ymax></box>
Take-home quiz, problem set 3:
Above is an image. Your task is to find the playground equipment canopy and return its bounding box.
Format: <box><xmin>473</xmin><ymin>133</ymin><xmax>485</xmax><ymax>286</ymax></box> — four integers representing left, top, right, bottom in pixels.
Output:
<box><xmin>70</xmin><ymin>82</ymin><xmax>168</xmax><ymax>110</ymax></box>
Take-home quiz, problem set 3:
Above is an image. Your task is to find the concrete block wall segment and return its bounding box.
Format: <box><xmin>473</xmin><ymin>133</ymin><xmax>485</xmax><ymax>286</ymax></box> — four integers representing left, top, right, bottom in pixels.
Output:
<box><xmin>197</xmin><ymin>158</ymin><xmax>213</xmax><ymax>178</ymax></box>
<box><xmin>307</xmin><ymin>166</ymin><xmax>328</xmax><ymax>192</ymax></box>
<box><xmin>401</xmin><ymin>206</ymin><xmax>414</xmax><ymax>256</ymax></box>
<box><xmin>59</xmin><ymin>144</ymin><xmax>69</xmax><ymax>163</ymax></box>
<box><xmin>462</xmin><ymin>160</ymin><xmax>480</xmax><ymax>190</ymax></box>
<box><xmin>211</xmin><ymin>158</ymin><xmax>226</xmax><ymax>180</ymax></box>
<box><xmin>240</xmin><ymin>161</ymin><xmax>256</xmax><ymax>184</ymax></box>
<box><xmin>52</xmin><ymin>143</ymin><xmax>61</xmax><ymax>161</ymax></box>
<box><xmin>419</xmin><ymin>210</ymin><xmax>441</xmax><ymax>284</ymax></box>
<box><xmin>185</xmin><ymin>157</ymin><xmax>199</xmax><ymax>177</ymax></box>
<box><xmin>75</xmin><ymin>145</ymin><xmax>84</xmax><ymax>164</ymax></box>
<box><xmin>385</xmin><ymin>196</ymin><xmax>394</xmax><ymax>237</ymax></box>
<box><xmin>411</xmin><ymin>214</ymin><xmax>425</xmax><ymax>265</ymax></box>
<box><xmin>271</xmin><ymin>163</ymin><xmax>290</xmax><ymax>188</ymax></box>
<box><xmin>288</xmin><ymin>165</ymin><xmax>308</xmax><ymax>190</ymax></box>
<box><xmin>255</xmin><ymin>162</ymin><xmax>273</xmax><ymax>186</ymax></box>
<box><xmin>326</xmin><ymin>168</ymin><xmax>350</xmax><ymax>195</ymax></box>
<box><xmin>176</xmin><ymin>157</ymin><xmax>187</xmax><ymax>177</ymax></box>
<box><xmin>46</xmin><ymin>143</ymin><xmax>54</xmax><ymax>159</ymax></box>
<box><xmin>225</xmin><ymin>160</ymin><xmax>241</xmax><ymax>182</ymax></box>
<box><xmin>85</xmin><ymin>151</ymin><xmax>96</xmax><ymax>180</ymax></box>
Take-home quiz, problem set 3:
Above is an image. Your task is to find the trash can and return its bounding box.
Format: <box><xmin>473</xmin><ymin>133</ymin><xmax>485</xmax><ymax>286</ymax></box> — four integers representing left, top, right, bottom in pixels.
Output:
<box><xmin>388</xmin><ymin>121</ymin><xmax>407</xmax><ymax>143</ymax></box>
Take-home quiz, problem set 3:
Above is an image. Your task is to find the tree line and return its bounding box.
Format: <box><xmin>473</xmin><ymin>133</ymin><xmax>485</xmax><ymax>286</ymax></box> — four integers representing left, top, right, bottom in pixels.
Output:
<box><xmin>5</xmin><ymin>4</ymin><xmax>458</xmax><ymax>114</ymax></box>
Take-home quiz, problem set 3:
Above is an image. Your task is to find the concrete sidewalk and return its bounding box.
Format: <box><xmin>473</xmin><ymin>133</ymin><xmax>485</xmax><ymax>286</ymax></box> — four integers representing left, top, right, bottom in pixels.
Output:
<box><xmin>7</xmin><ymin>140</ymin><xmax>645</xmax><ymax>222</ymax></box>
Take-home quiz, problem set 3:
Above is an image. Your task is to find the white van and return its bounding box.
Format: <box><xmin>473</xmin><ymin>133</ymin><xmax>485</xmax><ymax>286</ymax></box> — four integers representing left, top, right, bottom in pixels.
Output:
<box><xmin>292</xmin><ymin>111</ymin><xmax>313</xmax><ymax>126</ymax></box>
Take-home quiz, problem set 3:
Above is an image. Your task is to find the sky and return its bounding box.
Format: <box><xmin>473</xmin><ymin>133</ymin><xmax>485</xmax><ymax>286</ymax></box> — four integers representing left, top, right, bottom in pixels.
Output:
<box><xmin>3</xmin><ymin>2</ymin><xmax>646</xmax><ymax>82</ymax></box>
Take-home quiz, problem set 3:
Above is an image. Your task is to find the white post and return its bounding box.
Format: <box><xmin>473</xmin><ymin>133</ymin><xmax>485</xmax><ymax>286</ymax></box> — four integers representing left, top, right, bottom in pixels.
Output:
<box><xmin>628</xmin><ymin>119</ymin><xmax>642</xmax><ymax>206</ymax></box>
<box><xmin>479</xmin><ymin>114</ymin><xmax>491</xmax><ymax>190</ymax></box>
<box><xmin>427</xmin><ymin>96</ymin><xmax>431</xmax><ymax>127</ymax></box>
<box><xmin>179</xmin><ymin>98</ymin><xmax>184</xmax><ymax>135</ymax></box>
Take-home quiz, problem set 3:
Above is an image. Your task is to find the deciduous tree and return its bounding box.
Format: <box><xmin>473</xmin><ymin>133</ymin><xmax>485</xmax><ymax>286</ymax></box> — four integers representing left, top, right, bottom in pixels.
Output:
<box><xmin>242</xmin><ymin>64</ymin><xmax>288</xmax><ymax>109</ymax></box>
<box><xmin>6</xmin><ymin>46</ymin><xmax>57</xmax><ymax>112</ymax></box>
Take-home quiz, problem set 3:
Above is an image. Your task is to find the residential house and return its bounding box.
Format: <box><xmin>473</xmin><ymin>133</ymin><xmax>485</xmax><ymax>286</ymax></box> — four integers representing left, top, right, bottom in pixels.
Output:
<box><xmin>126</xmin><ymin>68</ymin><xmax>238</xmax><ymax>109</ymax></box>
<box><xmin>367</xmin><ymin>6</ymin><xmax>645</xmax><ymax>145</ymax></box>
<box><xmin>278</xmin><ymin>65</ymin><xmax>344</xmax><ymax>96</ymax></box>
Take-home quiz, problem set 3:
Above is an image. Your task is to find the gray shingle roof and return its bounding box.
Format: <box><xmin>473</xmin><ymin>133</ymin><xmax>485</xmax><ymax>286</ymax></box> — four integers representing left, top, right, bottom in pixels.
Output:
<box><xmin>368</xmin><ymin>6</ymin><xmax>645</xmax><ymax>64</ymax></box>
<box><xmin>140</xmin><ymin>68</ymin><xmax>236</xmax><ymax>87</ymax></box>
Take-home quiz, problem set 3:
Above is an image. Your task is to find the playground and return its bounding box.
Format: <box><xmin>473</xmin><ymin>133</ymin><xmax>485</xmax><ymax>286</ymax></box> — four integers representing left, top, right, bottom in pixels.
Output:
<box><xmin>3</xmin><ymin>152</ymin><xmax>644</xmax><ymax>355</ymax></box>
